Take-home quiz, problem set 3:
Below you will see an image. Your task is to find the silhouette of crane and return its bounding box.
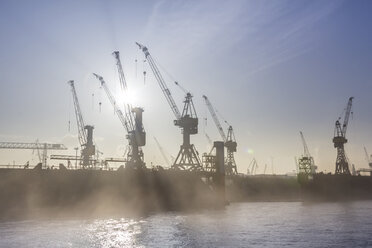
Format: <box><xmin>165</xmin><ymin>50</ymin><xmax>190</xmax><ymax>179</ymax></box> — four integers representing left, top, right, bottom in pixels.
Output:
<box><xmin>333</xmin><ymin>97</ymin><xmax>353</xmax><ymax>175</ymax></box>
<box><xmin>203</xmin><ymin>95</ymin><xmax>237</xmax><ymax>175</ymax></box>
<box><xmin>298</xmin><ymin>131</ymin><xmax>316</xmax><ymax>175</ymax></box>
<box><xmin>93</xmin><ymin>72</ymin><xmax>145</xmax><ymax>169</ymax></box>
<box><xmin>136</xmin><ymin>42</ymin><xmax>202</xmax><ymax>171</ymax></box>
<box><xmin>68</xmin><ymin>80</ymin><xmax>95</xmax><ymax>168</ymax></box>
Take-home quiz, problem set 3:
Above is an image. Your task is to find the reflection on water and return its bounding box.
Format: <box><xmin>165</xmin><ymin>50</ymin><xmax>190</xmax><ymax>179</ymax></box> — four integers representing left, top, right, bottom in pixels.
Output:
<box><xmin>1</xmin><ymin>201</ymin><xmax>372</xmax><ymax>247</ymax></box>
<box><xmin>87</xmin><ymin>219</ymin><xmax>144</xmax><ymax>247</ymax></box>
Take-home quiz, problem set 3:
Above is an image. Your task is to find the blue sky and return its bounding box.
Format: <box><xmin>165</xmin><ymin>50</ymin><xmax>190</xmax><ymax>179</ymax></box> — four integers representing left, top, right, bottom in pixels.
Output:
<box><xmin>0</xmin><ymin>0</ymin><xmax>371</xmax><ymax>174</ymax></box>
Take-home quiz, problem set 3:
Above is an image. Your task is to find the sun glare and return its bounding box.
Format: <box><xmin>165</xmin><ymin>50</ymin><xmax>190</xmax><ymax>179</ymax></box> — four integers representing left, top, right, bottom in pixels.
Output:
<box><xmin>124</xmin><ymin>89</ymin><xmax>139</xmax><ymax>106</ymax></box>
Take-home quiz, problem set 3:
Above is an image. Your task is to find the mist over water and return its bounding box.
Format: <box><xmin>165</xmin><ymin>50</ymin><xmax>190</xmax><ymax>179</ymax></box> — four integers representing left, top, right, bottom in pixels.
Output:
<box><xmin>1</xmin><ymin>201</ymin><xmax>371</xmax><ymax>248</ymax></box>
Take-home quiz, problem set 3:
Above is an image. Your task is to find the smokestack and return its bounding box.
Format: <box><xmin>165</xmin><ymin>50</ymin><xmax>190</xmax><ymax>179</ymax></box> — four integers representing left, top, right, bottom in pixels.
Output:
<box><xmin>214</xmin><ymin>141</ymin><xmax>225</xmax><ymax>205</ymax></box>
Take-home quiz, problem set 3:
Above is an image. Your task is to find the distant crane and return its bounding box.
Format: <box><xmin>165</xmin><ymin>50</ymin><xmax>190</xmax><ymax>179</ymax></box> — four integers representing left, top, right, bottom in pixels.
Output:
<box><xmin>136</xmin><ymin>42</ymin><xmax>202</xmax><ymax>171</ymax></box>
<box><xmin>364</xmin><ymin>147</ymin><xmax>372</xmax><ymax>176</ymax></box>
<box><xmin>93</xmin><ymin>73</ymin><xmax>146</xmax><ymax>169</ymax></box>
<box><xmin>153</xmin><ymin>136</ymin><xmax>171</xmax><ymax>167</ymax></box>
<box><xmin>68</xmin><ymin>80</ymin><xmax>95</xmax><ymax>168</ymax></box>
<box><xmin>0</xmin><ymin>142</ymin><xmax>67</xmax><ymax>169</ymax></box>
<box><xmin>248</xmin><ymin>158</ymin><xmax>258</xmax><ymax>175</ymax></box>
<box><xmin>298</xmin><ymin>131</ymin><xmax>317</xmax><ymax>175</ymax></box>
<box><xmin>203</xmin><ymin>95</ymin><xmax>237</xmax><ymax>175</ymax></box>
<box><xmin>205</xmin><ymin>133</ymin><xmax>213</xmax><ymax>146</ymax></box>
<box><xmin>333</xmin><ymin>97</ymin><xmax>353</xmax><ymax>175</ymax></box>
<box><xmin>364</xmin><ymin>147</ymin><xmax>372</xmax><ymax>169</ymax></box>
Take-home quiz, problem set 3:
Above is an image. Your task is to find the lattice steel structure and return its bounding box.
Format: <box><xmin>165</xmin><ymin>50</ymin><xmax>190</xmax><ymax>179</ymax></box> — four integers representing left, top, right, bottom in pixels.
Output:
<box><xmin>0</xmin><ymin>142</ymin><xmax>67</xmax><ymax>168</ymax></box>
<box><xmin>333</xmin><ymin>97</ymin><xmax>353</xmax><ymax>175</ymax></box>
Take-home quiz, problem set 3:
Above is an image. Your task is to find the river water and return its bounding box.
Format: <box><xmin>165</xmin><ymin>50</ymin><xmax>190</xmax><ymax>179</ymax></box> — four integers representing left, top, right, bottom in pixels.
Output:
<box><xmin>0</xmin><ymin>201</ymin><xmax>371</xmax><ymax>247</ymax></box>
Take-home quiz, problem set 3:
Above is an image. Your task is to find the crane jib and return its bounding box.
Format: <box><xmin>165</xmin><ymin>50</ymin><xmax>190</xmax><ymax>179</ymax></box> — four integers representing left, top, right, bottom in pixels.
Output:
<box><xmin>69</xmin><ymin>80</ymin><xmax>87</xmax><ymax>146</ymax></box>
<box><xmin>203</xmin><ymin>95</ymin><xmax>227</xmax><ymax>142</ymax></box>
<box><xmin>93</xmin><ymin>74</ymin><xmax>133</xmax><ymax>134</ymax></box>
<box><xmin>137</xmin><ymin>43</ymin><xmax>182</xmax><ymax>120</ymax></box>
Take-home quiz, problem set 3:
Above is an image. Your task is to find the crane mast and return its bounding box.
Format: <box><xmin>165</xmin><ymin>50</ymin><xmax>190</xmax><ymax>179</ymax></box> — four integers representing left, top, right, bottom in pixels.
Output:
<box><xmin>203</xmin><ymin>95</ymin><xmax>237</xmax><ymax>175</ymax></box>
<box><xmin>136</xmin><ymin>42</ymin><xmax>201</xmax><ymax>171</ymax></box>
<box><xmin>93</xmin><ymin>73</ymin><xmax>145</xmax><ymax>169</ymax></box>
<box><xmin>225</xmin><ymin>126</ymin><xmax>237</xmax><ymax>174</ymax></box>
<box><xmin>333</xmin><ymin>97</ymin><xmax>353</xmax><ymax>175</ymax></box>
<box><xmin>68</xmin><ymin>80</ymin><xmax>95</xmax><ymax>168</ymax></box>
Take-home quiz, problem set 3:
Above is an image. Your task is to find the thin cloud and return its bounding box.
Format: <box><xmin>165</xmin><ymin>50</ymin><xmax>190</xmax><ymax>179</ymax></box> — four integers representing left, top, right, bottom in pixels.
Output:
<box><xmin>144</xmin><ymin>0</ymin><xmax>343</xmax><ymax>76</ymax></box>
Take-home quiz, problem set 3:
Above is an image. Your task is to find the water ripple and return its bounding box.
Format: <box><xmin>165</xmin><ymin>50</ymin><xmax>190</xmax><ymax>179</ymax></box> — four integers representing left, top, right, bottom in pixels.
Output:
<box><xmin>1</xmin><ymin>201</ymin><xmax>372</xmax><ymax>247</ymax></box>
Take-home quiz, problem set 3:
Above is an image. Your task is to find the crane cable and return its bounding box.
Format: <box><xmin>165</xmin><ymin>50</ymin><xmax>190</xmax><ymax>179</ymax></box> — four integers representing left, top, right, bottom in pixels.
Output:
<box><xmin>143</xmin><ymin>59</ymin><xmax>147</xmax><ymax>84</ymax></box>
<box><xmin>68</xmin><ymin>91</ymin><xmax>72</xmax><ymax>132</ymax></box>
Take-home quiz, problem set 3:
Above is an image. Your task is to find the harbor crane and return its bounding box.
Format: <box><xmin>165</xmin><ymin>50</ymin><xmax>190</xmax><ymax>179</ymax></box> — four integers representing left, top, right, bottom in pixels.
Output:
<box><xmin>93</xmin><ymin>72</ymin><xmax>146</xmax><ymax>169</ymax></box>
<box><xmin>248</xmin><ymin>158</ymin><xmax>258</xmax><ymax>175</ymax></box>
<box><xmin>110</xmin><ymin>51</ymin><xmax>146</xmax><ymax>168</ymax></box>
<box><xmin>0</xmin><ymin>142</ymin><xmax>67</xmax><ymax>169</ymax></box>
<box><xmin>364</xmin><ymin>147</ymin><xmax>372</xmax><ymax>169</ymax></box>
<box><xmin>203</xmin><ymin>95</ymin><xmax>237</xmax><ymax>175</ymax></box>
<box><xmin>112</xmin><ymin>52</ymin><xmax>146</xmax><ymax>164</ymax></box>
<box><xmin>136</xmin><ymin>42</ymin><xmax>202</xmax><ymax>171</ymax></box>
<box><xmin>353</xmin><ymin>146</ymin><xmax>372</xmax><ymax>176</ymax></box>
<box><xmin>333</xmin><ymin>97</ymin><xmax>353</xmax><ymax>175</ymax></box>
<box><xmin>298</xmin><ymin>131</ymin><xmax>316</xmax><ymax>175</ymax></box>
<box><xmin>68</xmin><ymin>80</ymin><xmax>95</xmax><ymax>168</ymax></box>
<box><xmin>153</xmin><ymin>136</ymin><xmax>171</xmax><ymax>167</ymax></box>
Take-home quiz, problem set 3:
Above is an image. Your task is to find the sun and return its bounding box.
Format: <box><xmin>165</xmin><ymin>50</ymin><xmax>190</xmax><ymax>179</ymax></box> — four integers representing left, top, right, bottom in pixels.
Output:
<box><xmin>120</xmin><ymin>88</ymin><xmax>139</xmax><ymax>107</ymax></box>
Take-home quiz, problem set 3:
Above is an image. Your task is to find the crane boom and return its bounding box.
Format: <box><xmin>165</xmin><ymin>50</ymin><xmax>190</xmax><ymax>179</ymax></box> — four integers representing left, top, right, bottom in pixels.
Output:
<box><xmin>300</xmin><ymin>131</ymin><xmax>310</xmax><ymax>157</ymax></box>
<box><xmin>136</xmin><ymin>42</ymin><xmax>181</xmax><ymax>120</ymax></box>
<box><xmin>93</xmin><ymin>73</ymin><xmax>131</xmax><ymax>133</ymax></box>
<box><xmin>342</xmin><ymin>97</ymin><xmax>353</xmax><ymax>136</ymax></box>
<box><xmin>68</xmin><ymin>80</ymin><xmax>87</xmax><ymax>146</ymax></box>
<box><xmin>364</xmin><ymin>147</ymin><xmax>371</xmax><ymax>163</ymax></box>
<box><xmin>112</xmin><ymin>51</ymin><xmax>135</xmax><ymax>130</ymax></box>
<box><xmin>202</xmin><ymin>95</ymin><xmax>227</xmax><ymax>142</ymax></box>
<box><xmin>112</xmin><ymin>51</ymin><xmax>128</xmax><ymax>92</ymax></box>
<box><xmin>0</xmin><ymin>142</ymin><xmax>67</xmax><ymax>150</ymax></box>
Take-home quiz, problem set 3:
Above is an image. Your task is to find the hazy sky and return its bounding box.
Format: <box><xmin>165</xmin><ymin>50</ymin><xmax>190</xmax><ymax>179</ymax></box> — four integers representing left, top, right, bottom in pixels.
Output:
<box><xmin>0</xmin><ymin>0</ymin><xmax>371</xmax><ymax>174</ymax></box>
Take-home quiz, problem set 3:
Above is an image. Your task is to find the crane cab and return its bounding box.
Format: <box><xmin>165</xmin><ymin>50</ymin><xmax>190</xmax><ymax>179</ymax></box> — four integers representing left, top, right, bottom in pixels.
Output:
<box><xmin>174</xmin><ymin>116</ymin><xmax>198</xmax><ymax>135</ymax></box>
<box><xmin>225</xmin><ymin>140</ymin><xmax>237</xmax><ymax>152</ymax></box>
